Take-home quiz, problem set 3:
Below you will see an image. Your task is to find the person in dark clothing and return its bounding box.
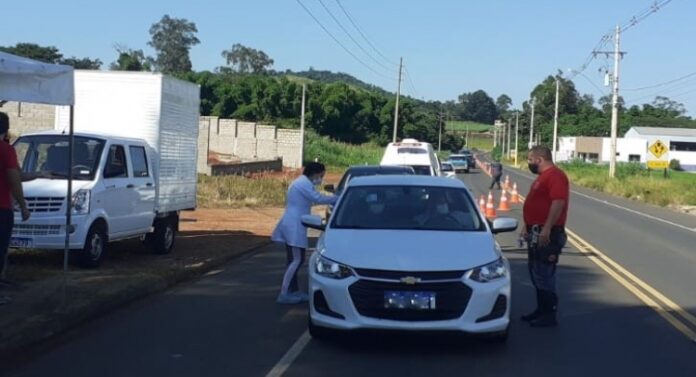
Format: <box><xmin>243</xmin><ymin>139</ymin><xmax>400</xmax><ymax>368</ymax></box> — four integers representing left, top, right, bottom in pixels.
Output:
<box><xmin>520</xmin><ymin>146</ymin><xmax>569</xmax><ymax>328</ymax></box>
<box><xmin>489</xmin><ymin>159</ymin><xmax>503</xmax><ymax>190</ymax></box>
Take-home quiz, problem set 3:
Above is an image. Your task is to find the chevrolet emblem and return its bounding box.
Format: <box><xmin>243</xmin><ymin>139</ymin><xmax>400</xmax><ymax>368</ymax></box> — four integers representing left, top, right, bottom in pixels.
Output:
<box><xmin>400</xmin><ymin>276</ymin><xmax>421</xmax><ymax>285</ymax></box>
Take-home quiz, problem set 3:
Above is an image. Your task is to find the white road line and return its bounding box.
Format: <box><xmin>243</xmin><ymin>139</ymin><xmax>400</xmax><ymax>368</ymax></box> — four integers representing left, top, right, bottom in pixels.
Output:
<box><xmin>265</xmin><ymin>331</ymin><xmax>311</xmax><ymax>377</ymax></box>
<box><xmin>506</xmin><ymin>167</ymin><xmax>696</xmax><ymax>233</ymax></box>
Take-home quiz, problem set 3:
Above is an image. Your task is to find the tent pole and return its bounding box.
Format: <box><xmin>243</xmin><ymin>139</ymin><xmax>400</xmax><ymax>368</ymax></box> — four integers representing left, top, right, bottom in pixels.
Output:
<box><xmin>62</xmin><ymin>105</ymin><xmax>74</xmax><ymax>306</ymax></box>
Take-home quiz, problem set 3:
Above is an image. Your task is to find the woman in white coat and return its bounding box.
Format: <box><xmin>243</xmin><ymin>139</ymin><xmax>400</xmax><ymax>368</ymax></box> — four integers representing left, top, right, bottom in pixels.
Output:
<box><xmin>272</xmin><ymin>162</ymin><xmax>337</xmax><ymax>304</ymax></box>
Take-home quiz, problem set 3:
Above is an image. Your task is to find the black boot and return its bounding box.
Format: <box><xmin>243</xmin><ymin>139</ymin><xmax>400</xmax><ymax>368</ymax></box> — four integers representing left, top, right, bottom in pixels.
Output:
<box><xmin>521</xmin><ymin>289</ymin><xmax>543</xmax><ymax>322</ymax></box>
<box><xmin>530</xmin><ymin>291</ymin><xmax>558</xmax><ymax>328</ymax></box>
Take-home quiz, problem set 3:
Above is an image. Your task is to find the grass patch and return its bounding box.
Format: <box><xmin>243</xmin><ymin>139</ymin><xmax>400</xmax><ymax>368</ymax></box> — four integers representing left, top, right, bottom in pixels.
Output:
<box><xmin>197</xmin><ymin>173</ymin><xmax>294</xmax><ymax>208</ymax></box>
<box><xmin>304</xmin><ymin>132</ymin><xmax>383</xmax><ymax>169</ymax></box>
<box><xmin>558</xmin><ymin>161</ymin><xmax>696</xmax><ymax>206</ymax></box>
<box><xmin>465</xmin><ymin>134</ymin><xmax>495</xmax><ymax>151</ymax></box>
<box><xmin>446</xmin><ymin>121</ymin><xmax>491</xmax><ymax>132</ymax></box>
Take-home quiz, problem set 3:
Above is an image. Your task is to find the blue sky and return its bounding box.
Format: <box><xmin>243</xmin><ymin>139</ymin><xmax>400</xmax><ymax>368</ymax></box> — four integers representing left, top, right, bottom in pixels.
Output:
<box><xmin>3</xmin><ymin>0</ymin><xmax>696</xmax><ymax>115</ymax></box>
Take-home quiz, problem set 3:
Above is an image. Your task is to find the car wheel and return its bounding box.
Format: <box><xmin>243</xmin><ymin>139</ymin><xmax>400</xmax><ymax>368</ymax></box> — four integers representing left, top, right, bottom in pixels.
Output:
<box><xmin>80</xmin><ymin>224</ymin><xmax>107</xmax><ymax>268</ymax></box>
<box><xmin>146</xmin><ymin>217</ymin><xmax>177</xmax><ymax>255</ymax></box>
<box><xmin>308</xmin><ymin>316</ymin><xmax>334</xmax><ymax>341</ymax></box>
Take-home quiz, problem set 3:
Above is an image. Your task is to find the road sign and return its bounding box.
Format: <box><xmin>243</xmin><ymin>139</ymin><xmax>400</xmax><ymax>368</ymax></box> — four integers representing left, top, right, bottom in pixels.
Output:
<box><xmin>647</xmin><ymin>139</ymin><xmax>669</xmax><ymax>169</ymax></box>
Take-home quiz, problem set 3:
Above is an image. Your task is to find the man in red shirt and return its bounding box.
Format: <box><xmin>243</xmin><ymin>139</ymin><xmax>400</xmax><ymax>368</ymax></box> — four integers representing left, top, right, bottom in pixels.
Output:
<box><xmin>1</xmin><ymin>112</ymin><xmax>30</xmax><ymax>305</ymax></box>
<box><xmin>520</xmin><ymin>145</ymin><xmax>569</xmax><ymax>327</ymax></box>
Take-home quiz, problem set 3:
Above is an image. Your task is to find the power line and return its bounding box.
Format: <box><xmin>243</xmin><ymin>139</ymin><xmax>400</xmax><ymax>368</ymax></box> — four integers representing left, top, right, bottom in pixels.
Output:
<box><xmin>317</xmin><ymin>0</ymin><xmax>396</xmax><ymax>74</ymax></box>
<box><xmin>626</xmin><ymin>78</ymin><xmax>696</xmax><ymax>105</ymax></box>
<box><xmin>403</xmin><ymin>67</ymin><xmax>420</xmax><ymax>99</ymax></box>
<box><xmin>334</xmin><ymin>0</ymin><xmax>398</xmax><ymax>67</ymax></box>
<box><xmin>620</xmin><ymin>0</ymin><xmax>673</xmax><ymax>33</ymax></box>
<box><xmin>295</xmin><ymin>0</ymin><xmax>394</xmax><ymax>81</ymax></box>
<box><xmin>623</xmin><ymin>70</ymin><xmax>696</xmax><ymax>91</ymax></box>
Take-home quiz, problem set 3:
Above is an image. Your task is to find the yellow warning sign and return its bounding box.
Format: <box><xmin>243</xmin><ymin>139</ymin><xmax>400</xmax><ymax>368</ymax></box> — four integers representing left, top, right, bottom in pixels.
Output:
<box><xmin>647</xmin><ymin>160</ymin><xmax>669</xmax><ymax>169</ymax></box>
<box><xmin>649</xmin><ymin>140</ymin><xmax>668</xmax><ymax>159</ymax></box>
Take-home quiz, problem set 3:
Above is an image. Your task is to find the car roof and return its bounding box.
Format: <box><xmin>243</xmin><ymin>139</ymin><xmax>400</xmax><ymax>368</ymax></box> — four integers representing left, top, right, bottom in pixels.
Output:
<box><xmin>347</xmin><ymin>165</ymin><xmax>413</xmax><ymax>173</ymax></box>
<box><xmin>449</xmin><ymin>154</ymin><xmax>467</xmax><ymax>157</ymax></box>
<box><xmin>349</xmin><ymin>175</ymin><xmax>466</xmax><ymax>188</ymax></box>
<box><xmin>19</xmin><ymin>130</ymin><xmax>147</xmax><ymax>145</ymax></box>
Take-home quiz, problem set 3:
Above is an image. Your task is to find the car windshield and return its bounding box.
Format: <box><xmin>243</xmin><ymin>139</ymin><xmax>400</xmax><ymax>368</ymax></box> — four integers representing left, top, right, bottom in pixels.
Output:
<box><xmin>441</xmin><ymin>164</ymin><xmax>453</xmax><ymax>172</ymax></box>
<box><xmin>331</xmin><ymin>185</ymin><xmax>484</xmax><ymax>231</ymax></box>
<box><xmin>336</xmin><ymin>168</ymin><xmax>414</xmax><ymax>192</ymax></box>
<box><xmin>14</xmin><ymin>135</ymin><xmax>106</xmax><ymax>181</ymax></box>
<box><xmin>449</xmin><ymin>156</ymin><xmax>467</xmax><ymax>161</ymax></box>
<box><xmin>410</xmin><ymin>165</ymin><xmax>432</xmax><ymax>176</ymax></box>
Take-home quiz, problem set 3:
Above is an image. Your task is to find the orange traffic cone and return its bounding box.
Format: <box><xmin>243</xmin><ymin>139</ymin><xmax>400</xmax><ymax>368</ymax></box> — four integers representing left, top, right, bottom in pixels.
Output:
<box><xmin>504</xmin><ymin>175</ymin><xmax>510</xmax><ymax>189</ymax></box>
<box><xmin>485</xmin><ymin>191</ymin><xmax>497</xmax><ymax>218</ymax></box>
<box><xmin>479</xmin><ymin>195</ymin><xmax>486</xmax><ymax>213</ymax></box>
<box><xmin>498</xmin><ymin>189</ymin><xmax>511</xmax><ymax>211</ymax></box>
<box><xmin>510</xmin><ymin>182</ymin><xmax>520</xmax><ymax>204</ymax></box>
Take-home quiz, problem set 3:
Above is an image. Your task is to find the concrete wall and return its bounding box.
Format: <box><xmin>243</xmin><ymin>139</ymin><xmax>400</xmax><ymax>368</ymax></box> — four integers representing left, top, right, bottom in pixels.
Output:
<box><xmin>0</xmin><ymin>101</ymin><xmax>55</xmax><ymax>137</ymax></box>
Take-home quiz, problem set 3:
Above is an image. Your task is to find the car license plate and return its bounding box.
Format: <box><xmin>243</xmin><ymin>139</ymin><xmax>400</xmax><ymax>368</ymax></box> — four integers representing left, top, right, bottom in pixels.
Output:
<box><xmin>9</xmin><ymin>237</ymin><xmax>32</xmax><ymax>248</ymax></box>
<box><xmin>384</xmin><ymin>291</ymin><xmax>436</xmax><ymax>310</ymax></box>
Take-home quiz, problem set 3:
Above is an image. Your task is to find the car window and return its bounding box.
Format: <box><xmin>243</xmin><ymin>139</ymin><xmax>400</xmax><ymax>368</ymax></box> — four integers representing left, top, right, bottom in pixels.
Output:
<box><xmin>129</xmin><ymin>146</ymin><xmax>150</xmax><ymax>178</ymax></box>
<box><xmin>104</xmin><ymin>145</ymin><xmax>129</xmax><ymax>179</ymax></box>
<box><xmin>441</xmin><ymin>164</ymin><xmax>454</xmax><ymax>172</ymax></box>
<box><xmin>337</xmin><ymin>168</ymin><xmax>414</xmax><ymax>191</ymax></box>
<box><xmin>332</xmin><ymin>185</ymin><xmax>483</xmax><ymax>231</ymax></box>
<box><xmin>410</xmin><ymin>165</ymin><xmax>432</xmax><ymax>176</ymax></box>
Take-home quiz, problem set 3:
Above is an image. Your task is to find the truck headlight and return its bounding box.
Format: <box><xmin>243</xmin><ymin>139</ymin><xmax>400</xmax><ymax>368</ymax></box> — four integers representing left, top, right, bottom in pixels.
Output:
<box><xmin>466</xmin><ymin>258</ymin><xmax>507</xmax><ymax>283</ymax></box>
<box><xmin>72</xmin><ymin>189</ymin><xmax>91</xmax><ymax>214</ymax></box>
<box><xmin>314</xmin><ymin>255</ymin><xmax>354</xmax><ymax>279</ymax></box>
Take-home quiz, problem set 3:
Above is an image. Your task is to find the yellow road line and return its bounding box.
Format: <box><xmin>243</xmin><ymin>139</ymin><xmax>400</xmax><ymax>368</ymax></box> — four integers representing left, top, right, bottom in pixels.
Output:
<box><xmin>499</xmin><ymin>171</ymin><xmax>696</xmax><ymax>342</ymax></box>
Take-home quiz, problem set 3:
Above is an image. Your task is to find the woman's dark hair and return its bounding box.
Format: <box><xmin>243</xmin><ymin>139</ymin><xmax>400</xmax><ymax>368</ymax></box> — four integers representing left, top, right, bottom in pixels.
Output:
<box><xmin>0</xmin><ymin>112</ymin><xmax>9</xmax><ymax>134</ymax></box>
<box><xmin>303</xmin><ymin>162</ymin><xmax>326</xmax><ymax>177</ymax></box>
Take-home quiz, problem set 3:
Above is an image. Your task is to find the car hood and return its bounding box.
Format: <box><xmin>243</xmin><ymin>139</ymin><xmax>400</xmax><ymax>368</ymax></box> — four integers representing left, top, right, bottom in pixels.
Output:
<box><xmin>319</xmin><ymin>229</ymin><xmax>500</xmax><ymax>271</ymax></box>
<box><xmin>22</xmin><ymin>179</ymin><xmax>93</xmax><ymax>197</ymax></box>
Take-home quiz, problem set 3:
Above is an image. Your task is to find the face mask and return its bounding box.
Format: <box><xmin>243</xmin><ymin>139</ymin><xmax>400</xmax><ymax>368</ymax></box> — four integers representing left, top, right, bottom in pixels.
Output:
<box><xmin>312</xmin><ymin>177</ymin><xmax>323</xmax><ymax>186</ymax></box>
<box><xmin>436</xmin><ymin>203</ymin><xmax>449</xmax><ymax>215</ymax></box>
<box><xmin>369</xmin><ymin>204</ymin><xmax>385</xmax><ymax>214</ymax></box>
<box><xmin>528</xmin><ymin>162</ymin><xmax>540</xmax><ymax>175</ymax></box>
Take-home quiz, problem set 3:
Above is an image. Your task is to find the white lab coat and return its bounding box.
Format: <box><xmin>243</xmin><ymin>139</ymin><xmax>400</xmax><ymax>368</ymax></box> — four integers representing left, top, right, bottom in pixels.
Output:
<box><xmin>271</xmin><ymin>175</ymin><xmax>337</xmax><ymax>248</ymax></box>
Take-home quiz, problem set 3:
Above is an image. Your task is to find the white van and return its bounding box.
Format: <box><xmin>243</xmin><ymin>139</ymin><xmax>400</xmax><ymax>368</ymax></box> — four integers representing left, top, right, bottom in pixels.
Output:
<box><xmin>380</xmin><ymin>138</ymin><xmax>440</xmax><ymax>176</ymax></box>
<box><xmin>11</xmin><ymin>71</ymin><xmax>200</xmax><ymax>267</ymax></box>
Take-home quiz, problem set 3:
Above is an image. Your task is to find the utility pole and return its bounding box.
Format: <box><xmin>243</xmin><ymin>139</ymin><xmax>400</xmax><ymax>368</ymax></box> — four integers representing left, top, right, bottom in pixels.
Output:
<box><xmin>609</xmin><ymin>26</ymin><xmax>621</xmax><ymax>178</ymax></box>
<box><xmin>553</xmin><ymin>77</ymin><xmax>560</xmax><ymax>162</ymax></box>
<box><xmin>392</xmin><ymin>57</ymin><xmax>403</xmax><ymax>143</ymax></box>
<box><xmin>514</xmin><ymin>111</ymin><xmax>519</xmax><ymax>166</ymax></box>
<box><xmin>299</xmin><ymin>84</ymin><xmax>306</xmax><ymax>167</ymax></box>
<box><xmin>529</xmin><ymin>98</ymin><xmax>536</xmax><ymax>149</ymax></box>
<box><xmin>507</xmin><ymin>118</ymin><xmax>512</xmax><ymax>159</ymax></box>
<box><xmin>438</xmin><ymin>112</ymin><xmax>443</xmax><ymax>152</ymax></box>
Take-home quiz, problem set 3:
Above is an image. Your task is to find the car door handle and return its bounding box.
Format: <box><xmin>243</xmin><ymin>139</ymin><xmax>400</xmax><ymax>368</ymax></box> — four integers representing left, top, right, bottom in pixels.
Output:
<box><xmin>126</xmin><ymin>184</ymin><xmax>135</xmax><ymax>189</ymax></box>
<box><xmin>146</xmin><ymin>183</ymin><xmax>153</xmax><ymax>187</ymax></box>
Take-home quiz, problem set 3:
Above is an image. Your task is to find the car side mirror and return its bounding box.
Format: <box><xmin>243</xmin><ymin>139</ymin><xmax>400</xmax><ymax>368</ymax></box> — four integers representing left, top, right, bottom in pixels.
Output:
<box><xmin>491</xmin><ymin>217</ymin><xmax>518</xmax><ymax>234</ymax></box>
<box><xmin>324</xmin><ymin>184</ymin><xmax>335</xmax><ymax>193</ymax></box>
<box><xmin>302</xmin><ymin>215</ymin><xmax>326</xmax><ymax>231</ymax></box>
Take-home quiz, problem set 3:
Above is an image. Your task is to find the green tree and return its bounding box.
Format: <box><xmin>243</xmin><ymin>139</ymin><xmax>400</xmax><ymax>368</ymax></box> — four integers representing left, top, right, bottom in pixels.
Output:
<box><xmin>148</xmin><ymin>15</ymin><xmax>200</xmax><ymax>73</ymax></box>
<box><xmin>60</xmin><ymin>57</ymin><xmax>102</xmax><ymax>69</ymax></box>
<box><xmin>458</xmin><ymin>90</ymin><xmax>498</xmax><ymax>124</ymax></box>
<box><xmin>496</xmin><ymin>94</ymin><xmax>513</xmax><ymax>119</ymax></box>
<box><xmin>110</xmin><ymin>46</ymin><xmax>152</xmax><ymax>71</ymax></box>
<box><xmin>0</xmin><ymin>43</ymin><xmax>62</xmax><ymax>63</ymax></box>
<box><xmin>221</xmin><ymin>44</ymin><xmax>274</xmax><ymax>74</ymax></box>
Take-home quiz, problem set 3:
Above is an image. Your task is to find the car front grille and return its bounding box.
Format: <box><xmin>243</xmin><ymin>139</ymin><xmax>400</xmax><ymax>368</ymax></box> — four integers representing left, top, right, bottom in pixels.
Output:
<box><xmin>349</xmin><ymin>279</ymin><xmax>472</xmax><ymax>321</ymax></box>
<box><xmin>23</xmin><ymin>197</ymin><xmax>65</xmax><ymax>213</ymax></box>
<box><xmin>12</xmin><ymin>224</ymin><xmax>61</xmax><ymax>236</ymax></box>
<box><xmin>353</xmin><ymin>268</ymin><xmax>465</xmax><ymax>282</ymax></box>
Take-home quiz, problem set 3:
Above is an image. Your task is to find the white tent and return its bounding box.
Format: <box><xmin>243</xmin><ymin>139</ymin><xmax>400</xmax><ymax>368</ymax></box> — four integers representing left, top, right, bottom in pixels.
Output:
<box><xmin>0</xmin><ymin>51</ymin><xmax>74</xmax><ymax>105</ymax></box>
<box><xmin>0</xmin><ymin>51</ymin><xmax>75</xmax><ymax>292</ymax></box>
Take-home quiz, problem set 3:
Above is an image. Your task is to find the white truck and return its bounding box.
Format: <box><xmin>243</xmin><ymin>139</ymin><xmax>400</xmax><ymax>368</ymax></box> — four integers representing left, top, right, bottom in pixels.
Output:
<box><xmin>380</xmin><ymin>138</ymin><xmax>441</xmax><ymax>176</ymax></box>
<box><xmin>11</xmin><ymin>71</ymin><xmax>200</xmax><ymax>267</ymax></box>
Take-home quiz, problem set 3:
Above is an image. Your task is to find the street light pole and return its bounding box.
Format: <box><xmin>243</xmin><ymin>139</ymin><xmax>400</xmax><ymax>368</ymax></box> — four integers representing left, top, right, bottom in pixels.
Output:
<box><xmin>609</xmin><ymin>26</ymin><xmax>621</xmax><ymax>178</ymax></box>
<box><xmin>529</xmin><ymin>98</ymin><xmax>535</xmax><ymax>149</ymax></box>
<box><xmin>514</xmin><ymin>111</ymin><xmax>519</xmax><ymax>166</ymax></box>
<box><xmin>553</xmin><ymin>77</ymin><xmax>560</xmax><ymax>162</ymax></box>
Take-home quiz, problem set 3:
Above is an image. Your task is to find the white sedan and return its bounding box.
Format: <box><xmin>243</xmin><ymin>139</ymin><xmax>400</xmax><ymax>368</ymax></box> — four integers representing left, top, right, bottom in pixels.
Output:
<box><xmin>302</xmin><ymin>175</ymin><xmax>518</xmax><ymax>341</ymax></box>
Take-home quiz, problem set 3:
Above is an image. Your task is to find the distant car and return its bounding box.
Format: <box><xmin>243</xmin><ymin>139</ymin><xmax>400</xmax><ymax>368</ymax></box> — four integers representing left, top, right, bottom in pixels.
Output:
<box><xmin>302</xmin><ymin>175</ymin><xmax>518</xmax><ymax>341</ymax></box>
<box><xmin>323</xmin><ymin>165</ymin><xmax>415</xmax><ymax>219</ymax></box>
<box><xmin>458</xmin><ymin>149</ymin><xmax>476</xmax><ymax>167</ymax></box>
<box><xmin>447</xmin><ymin>154</ymin><xmax>470</xmax><ymax>173</ymax></box>
<box><xmin>440</xmin><ymin>162</ymin><xmax>456</xmax><ymax>178</ymax></box>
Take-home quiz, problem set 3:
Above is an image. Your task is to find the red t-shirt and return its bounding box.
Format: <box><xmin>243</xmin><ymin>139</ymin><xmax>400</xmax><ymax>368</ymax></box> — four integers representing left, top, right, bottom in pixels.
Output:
<box><xmin>0</xmin><ymin>142</ymin><xmax>20</xmax><ymax>210</ymax></box>
<box><xmin>523</xmin><ymin>166</ymin><xmax>569</xmax><ymax>226</ymax></box>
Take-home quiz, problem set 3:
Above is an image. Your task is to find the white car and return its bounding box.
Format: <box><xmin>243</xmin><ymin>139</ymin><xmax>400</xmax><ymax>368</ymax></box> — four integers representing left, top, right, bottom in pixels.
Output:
<box><xmin>302</xmin><ymin>175</ymin><xmax>518</xmax><ymax>341</ymax></box>
<box><xmin>440</xmin><ymin>162</ymin><xmax>456</xmax><ymax>178</ymax></box>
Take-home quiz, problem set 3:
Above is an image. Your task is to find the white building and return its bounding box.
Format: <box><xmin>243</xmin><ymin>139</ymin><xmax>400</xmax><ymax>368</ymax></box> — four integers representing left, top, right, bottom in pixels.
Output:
<box><xmin>624</xmin><ymin>127</ymin><xmax>696</xmax><ymax>172</ymax></box>
<box><xmin>556</xmin><ymin>136</ymin><xmax>647</xmax><ymax>164</ymax></box>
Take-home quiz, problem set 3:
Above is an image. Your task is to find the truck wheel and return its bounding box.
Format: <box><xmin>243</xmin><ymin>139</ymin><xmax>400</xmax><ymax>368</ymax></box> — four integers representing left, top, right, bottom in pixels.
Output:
<box><xmin>80</xmin><ymin>224</ymin><xmax>107</xmax><ymax>268</ymax></box>
<box><xmin>147</xmin><ymin>217</ymin><xmax>176</xmax><ymax>255</ymax></box>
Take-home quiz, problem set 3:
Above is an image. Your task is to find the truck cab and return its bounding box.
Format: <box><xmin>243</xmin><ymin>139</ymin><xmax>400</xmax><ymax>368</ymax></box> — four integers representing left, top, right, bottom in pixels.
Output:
<box><xmin>12</xmin><ymin>131</ymin><xmax>176</xmax><ymax>267</ymax></box>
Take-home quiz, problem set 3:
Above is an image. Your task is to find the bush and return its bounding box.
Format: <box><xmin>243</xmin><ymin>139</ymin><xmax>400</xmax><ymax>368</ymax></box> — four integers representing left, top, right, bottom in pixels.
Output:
<box><xmin>304</xmin><ymin>131</ymin><xmax>383</xmax><ymax>169</ymax></box>
<box><xmin>669</xmin><ymin>159</ymin><xmax>682</xmax><ymax>171</ymax></box>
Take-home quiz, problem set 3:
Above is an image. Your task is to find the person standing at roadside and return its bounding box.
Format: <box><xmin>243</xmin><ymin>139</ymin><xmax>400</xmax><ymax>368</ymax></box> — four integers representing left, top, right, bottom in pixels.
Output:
<box><xmin>489</xmin><ymin>158</ymin><xmax>503</xmax><ymax>190</ymax></box>
<box><xmin>272</xmin><ymin>162</ymin><xmax>337</xmax><ymax>304</ymax></box>
<box><xmin>520</xmin><ymin>145</ymin><xmax>569</xmax><ymax>327</ymax></box>
<box><xmin>0</xmin><ymin>112</ymin><xmax>31</xmax><ymax>305</ymax></box>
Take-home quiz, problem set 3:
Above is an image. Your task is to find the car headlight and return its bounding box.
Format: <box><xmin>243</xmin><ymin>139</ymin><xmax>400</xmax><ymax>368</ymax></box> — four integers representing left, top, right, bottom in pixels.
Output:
<box><xmin>72</xmin><ymin>189</ymin><xmax>91</xmax><ymax>214</ymax></box>
<box><xmin>466</xmin><ymin>257</ymin><xmax>507</xmax><ymax>283</ymax></box>
<box><xmin>314</xmin><ymin>255</ymin><xmax>354</xmax><ymax>279</ymax></box>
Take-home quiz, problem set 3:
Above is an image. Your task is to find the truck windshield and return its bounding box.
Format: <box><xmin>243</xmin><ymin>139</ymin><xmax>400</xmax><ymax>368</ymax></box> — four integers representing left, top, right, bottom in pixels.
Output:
<box><xmin>14</xmin><ymin>135</ymin><xmax>106</xmax><ymax>181</ymax></box>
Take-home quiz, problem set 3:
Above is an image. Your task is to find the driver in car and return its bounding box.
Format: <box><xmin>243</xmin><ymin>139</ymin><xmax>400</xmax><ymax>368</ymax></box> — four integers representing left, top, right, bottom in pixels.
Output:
<box><xmin>413</xmin><ymin>191</ymin><xmax>473</xmax><ymax>229</ymax></box>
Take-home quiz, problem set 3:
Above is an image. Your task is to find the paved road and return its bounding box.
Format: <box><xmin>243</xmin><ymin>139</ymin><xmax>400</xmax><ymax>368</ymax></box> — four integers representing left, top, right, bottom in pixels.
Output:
<box><xmin>4</xmin><ymin>170</ymin><xmax>696</xmax><ymax>377</ymax></box>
